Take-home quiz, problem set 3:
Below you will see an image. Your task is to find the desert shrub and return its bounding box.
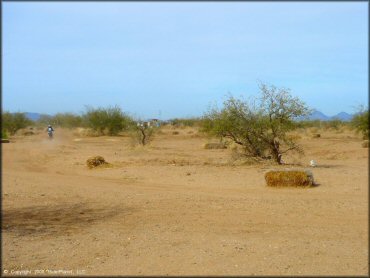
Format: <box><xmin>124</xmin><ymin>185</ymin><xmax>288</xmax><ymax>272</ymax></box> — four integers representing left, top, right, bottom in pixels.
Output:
<box><xmin>169</xmin><ymin>117</ymin><xmax>203</xmax><ymax>128</ymax></box>
<box><xmin>2</xmin><ymin>112</ymin><xmax>33</xmax><ymax>135</ymax></box>
<box><xmin>265</xmin><ymin>170</ymin><xmax>314</xmax><ymax>187</ymax></box>
<box><xmin>286</xmin><ymin>134</ymin><xmax>302</xmax><ymax>141</ymax></box>
<box><xmin>2</xmin><ymin>129</ymin><xmax>9</xmax><ymax>139</ymax></box>
<box><xmin>294</xmin><ymin>120</ymin><xmax>322</xmax><ymax>129</ymax></box>
<box><xmin>35</xmin><ymin>114</ymin><xmax>55</xmax><ymax>127</ymax></box>
<box><xmin>83</xmin><ymin>106</ymin><xmax>133</xmax><ymax>136</ymax></box>
<box><xmin>86</xmin><ymin>156</ymin><xmax>109</xmax><ymax>168</ymax></box>
<box><xmin>52</xmin><ymin>113</ymin><xmax>83</xmax><ymax>128</ymax></box>
<box><xmin>323</xmin><ymin>119</ymin><xmax>343</xmax><ymax>130</ymax></box>
<box><xmin>351</xmin><ymin>107</ymin><xmax>369</xmax><ymax>139</ymax></box>
<box><xmin>131</xmin><ymin>122</ymin><xmax>157</xmax><ymax>146</ymax></box>
<box><xmin>202</xmin><ymin>83</ymin><xmax>310</xmax><ymax>164</ymax></box>
<box><xmin>204</xmin><ymin>142</ymin><xmax>227</xmax><ymax>149</ymax></box>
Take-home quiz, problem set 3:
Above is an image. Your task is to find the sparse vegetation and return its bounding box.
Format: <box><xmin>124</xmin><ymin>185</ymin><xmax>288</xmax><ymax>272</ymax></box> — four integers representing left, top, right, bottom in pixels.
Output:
<box><xmin>169</xmin><ymin>118</ymin><xmax>203</xmax><ymax>128</ymax></box>
<box><xmin>323</xmin><ymin>119</ymin><xmax>344</xmax><ymax>130</ymax></box>
<box><xmin>83</xmin><ymin>106</ymin><xmax>133</xmax><ymax>136</ymax></box>
<box><xmin>294</xmin><ymin>119</ymin><xmax>322</xmax><ymax>129</ymax></box>
<box><xmin>132</xmin><ymin>122</ymin><xmax>157</xmax><ymax>146</ymax></box>
<box><xmin>204</xmin><ymin>142</ymin><xmax>227</xmax><ymax>149</ymax></box>
<box><xmin>51</xmin><ymin>113</ymin><xmax>84</xmax><ymax>128</ymax></box>
<box><xmin>36</xmin><ymin>114</ymin><xmax>56</xmax><ymax>127</ymax></box>
<box><xmin>2</xmin><ymin>112</ymin><xmax>33</xmax><ymax>135</ymax></box>
<box><xmin>202</xmin><ymin>83</ymin><xmax>310</xmax><ymax>164</ymax></box>
<box><xmin>351</xmin><ymin>107</ymin><xmax>369</xmax><ymax>139</ymax></box>
<box><xmin>294</xmin><ymin>119</ymin><xmax>349</xmax><ymax>131</ymax></box>
<box><xmin>2</xmin><ymin>129</ymin><xmax>9</xmax><ymax>139</ymax></box>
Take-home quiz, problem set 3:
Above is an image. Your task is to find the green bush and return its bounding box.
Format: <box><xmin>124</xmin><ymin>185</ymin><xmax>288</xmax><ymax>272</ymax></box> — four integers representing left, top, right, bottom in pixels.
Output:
<box><xmin>351</xmin><ymin>108</ymin><xmax>369</xmax><ymax>139</ymax></box>
<box><xmin>83</xmin><ymin>106</ymin><xmax>133</xmax><ymax>136</ymax></box>
<box><xmin>323</xmin><ymin>119</ymin><xmax>344</xmax><ymax>130</ymax></box>
<box><xmin>2</xmin><ymin>129</ymin><xmax>9</xmax><ymax>139</ymax></box>
<box><xmin>294</xmin><ymin>120</ymin><xmax>323</xmax><ymax>129</ymax></box>
<box><xmin>52</xmin><ymin>113</ymin><xmax>83</xmax><ymax>128</ymax></box>
<box><xmin>35</xmin><ymin>114</ymin><xmax>54</xmax><ymax>127</ymax></box>
<box><xmin>202</xmin><ymin>83</ymin><xmax>310</xmax><ymax>164</ymax></box>
<box><xmin>2</xmin><ymin>112</ymin><xmax>33</xmax><ymax>135</ymax></box>
<box><xmin>131</xmin><ymin>123</ymin><xmax>157</xmax><ymax>145</ymax></box>
<box><xmin>169</xmin><ymin>117</ymin><xmax>203</xmax><ymax>127</ymax></box>
<box><xmin>36</xmin><ymin>113</ymin><xmax>83</xmax><ymax>128</ymax></box>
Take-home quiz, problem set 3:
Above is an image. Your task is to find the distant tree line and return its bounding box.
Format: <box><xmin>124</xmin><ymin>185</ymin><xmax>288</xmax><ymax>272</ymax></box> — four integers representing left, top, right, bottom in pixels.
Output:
<box><xmin>2</xmin><ymin>83</ymin><xmax>368</xmax><ymax>155</ymax></box>
<box><xmin>1</xmin><ymin>106</ymin><xmax>133</xmax><ymax>136</ymax></box>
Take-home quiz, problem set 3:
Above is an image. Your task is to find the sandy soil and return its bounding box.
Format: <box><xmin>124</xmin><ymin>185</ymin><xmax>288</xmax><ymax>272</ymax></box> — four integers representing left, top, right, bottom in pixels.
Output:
<box><xmin>1</xmin><ymin>126</ymin><xmax>368</xmax><ymax>276</ymax></box>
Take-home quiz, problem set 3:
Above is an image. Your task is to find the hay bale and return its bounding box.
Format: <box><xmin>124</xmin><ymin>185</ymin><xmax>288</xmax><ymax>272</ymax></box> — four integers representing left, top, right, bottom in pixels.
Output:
<box><xmin>265</xmin><ymin>169</ymin><xmax>314</xmax><ymax>187</ymax></box>
<box><xmin>204</xmin><ymin>142</ymin><xmax>227</xmax><ymax>149</ymax></box>
<box><xmin>312</xmin><ymin>133</ymin><xmax>321</xmax><ymax>138</ymax></box>
<box><xmin>362</xmin><ymin>140</ymin><xmax>369</xmax><ymax>148</ymax></box>
<box><xmin>86</xmin><ymin>156</ymin><xmax>108</xmax><ymax>168</ymax></box>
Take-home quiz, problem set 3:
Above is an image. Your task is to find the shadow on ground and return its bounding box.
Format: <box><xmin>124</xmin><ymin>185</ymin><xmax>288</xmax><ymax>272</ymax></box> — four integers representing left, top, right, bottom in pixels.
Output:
<box><xmin>2</xmin><ymin>202</ymin><xmax>135</xmax><ymax>237</ymax></box>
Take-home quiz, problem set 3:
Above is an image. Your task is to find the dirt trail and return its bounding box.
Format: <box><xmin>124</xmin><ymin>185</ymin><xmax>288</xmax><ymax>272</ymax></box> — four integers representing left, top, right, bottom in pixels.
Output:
<box><xmin>2</xmin><ymin>127</ymin><xmax>368</xmax><ymax>275</ymax></box>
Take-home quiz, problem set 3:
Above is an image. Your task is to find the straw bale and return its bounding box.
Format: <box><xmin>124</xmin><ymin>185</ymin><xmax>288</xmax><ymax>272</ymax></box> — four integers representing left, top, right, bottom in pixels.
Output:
<box><xmin>265</xmin><ymin>169</ymin><xmax>314</xmax><ymax>187</ymax></box>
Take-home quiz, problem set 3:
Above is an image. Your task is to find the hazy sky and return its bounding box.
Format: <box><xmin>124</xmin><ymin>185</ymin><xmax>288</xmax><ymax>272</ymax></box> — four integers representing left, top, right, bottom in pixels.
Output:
<box><xmin>3</xmin><ymin>2</ymin><xmax>368</xmax><ymax>119</ymax></box>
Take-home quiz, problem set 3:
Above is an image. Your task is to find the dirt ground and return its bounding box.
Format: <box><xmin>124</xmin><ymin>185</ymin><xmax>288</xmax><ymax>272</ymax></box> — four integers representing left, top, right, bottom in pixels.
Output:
<box><xmin>2</xmin><ymin>126</ymin><xmax>368</xmax><ymax>276</ymax></box>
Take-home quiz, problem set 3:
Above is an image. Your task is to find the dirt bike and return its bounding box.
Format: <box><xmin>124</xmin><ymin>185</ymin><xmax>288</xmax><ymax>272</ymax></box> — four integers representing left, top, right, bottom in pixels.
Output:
<box><xmin>48</xmin><ymin>130</ymin><xmax>53</xmax><ymax>139</ymax></box>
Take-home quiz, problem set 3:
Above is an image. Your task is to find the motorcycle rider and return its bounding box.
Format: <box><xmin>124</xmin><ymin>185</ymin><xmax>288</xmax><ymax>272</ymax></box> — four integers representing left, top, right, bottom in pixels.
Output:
<box><xmin>47</xmin><ymin>124</ymin><xmax>54</xmax><ymax>138</ymax></box>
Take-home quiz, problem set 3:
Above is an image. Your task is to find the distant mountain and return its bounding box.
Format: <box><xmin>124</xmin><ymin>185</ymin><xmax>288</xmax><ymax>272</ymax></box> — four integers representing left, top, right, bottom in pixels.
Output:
<box><xmin>307</xmin><ymin>110</ymin><xmax>330</xmax><ymax>121</ymax></box>
<box><xmin>330</xmin><ymin>112</ymin><xmax>353</xmax><ymax>121</ymax></box>
<box><xmin>24</xmin><ymin>112</ymin><xmax>51</xmax><ymax>121</ymax></box>
<box><xmin>297</xmin><ymin>110</ymin><xmax>353</xmax><ymax>122</ymax></box>
<box><xmin>24</xmin><ymin>112</ymin><xmax>42</xmax><ymax>121</ymax></box>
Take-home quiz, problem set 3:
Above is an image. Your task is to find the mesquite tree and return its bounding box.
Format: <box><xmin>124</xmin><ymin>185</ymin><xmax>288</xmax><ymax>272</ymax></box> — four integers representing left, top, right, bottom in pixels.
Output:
<box><xmin>134</xmin><ymin>122</ymin><xmax>156</xmax><ymax>145</ymax></box>
<box><xmin>202</xmin><ymin>83</ymin><xmax>310</xmax><ymax>164</ymax></box>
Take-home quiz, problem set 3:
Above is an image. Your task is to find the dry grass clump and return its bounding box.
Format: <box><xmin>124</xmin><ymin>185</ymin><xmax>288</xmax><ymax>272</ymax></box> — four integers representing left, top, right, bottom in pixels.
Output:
<box><xmin>310</xmin><ymin>127</ymin><xmax>320</xmax><ymax>133</ymax></box>
<box><xmin>86</xmin><ymin>156</ymin><xmax>109</xmax><ymax>169</ymax></box>
<box><xmin>362</xmin><ymin>140</ymin><xmax>369</xmax><ymax>148</ymax></box>
<box><xmin>287</xmin><ymin>134</ymin><xmax>302</xmax><ymax>140</ymax></box>
<box><xmin>172</xmin><ymin>131</ymin><xmax>180</xmax><ymax>135</ymax></box>
<box><xmin>265</xmin><ymin>169</ymin><xmax>314</xmax><ymax>187</ymax></box>
<box><xmin>204</xmin><ymin>142</ymin><xmax>227</xmax><ymax>149</ymax></box>
<box><xmin>1</xmin><ymin>139</ymin><xmax>10</xmax><ymax>143</ymax></box>
<box><xmin>312</xmin><ymin>133</ymin><xmax>321</xmax><ymax>138</ymax></box>
<box><xmin>74</xmin><ymin>128</ymin><xmax>101</xmax><ymax>137</ymax></box>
